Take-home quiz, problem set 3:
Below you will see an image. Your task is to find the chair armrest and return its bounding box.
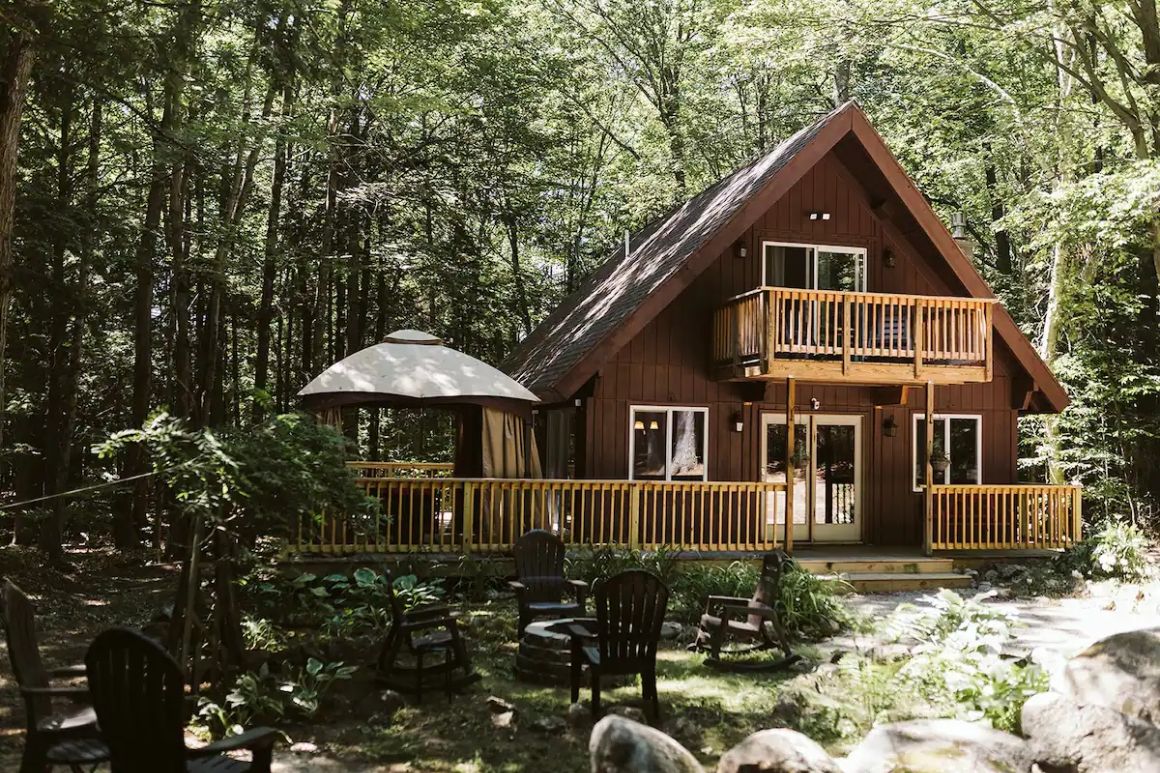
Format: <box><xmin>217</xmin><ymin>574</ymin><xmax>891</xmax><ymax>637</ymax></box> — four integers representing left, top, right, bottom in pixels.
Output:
<box><xmin>190</xmin><ymin>726</ymin><xmax>282</xmax><ymax>757</ymax></box>
<box><xmin>20</xmin><ymin>685</ymin><xmax>89</xmax><ymax>698</ymax></box>
<box><xmin>508</xmin><ymin>580</ymin><xmax>526</xmax><ymax>593</ymax></box>
<box><xmin>706</xmin><ymin>595</ymin><xmax>750</xmax><ymax>606</ymax></box>
<box><xmin>722</xmin><ymin>604</ymin><xmax>776</xmax><ymax>621</ymax></box>
<box><xmin>406</xmin><ymin>604</ymin><xmax>452</xmax><ymax>620</ymax></box>
<box><xmin>49</xmin><ymin>664</ymin><xmax>87</xmax><ymax>679</ymax></box>
<box><xmin>566</xmin><ymin>579</ymin><xmax>588</xmax><ymax>591</ymax></box>
<box><xmin>563</xmin><ymin>622</ymin><xmax>597</xmax><ymax>640</ymax></box>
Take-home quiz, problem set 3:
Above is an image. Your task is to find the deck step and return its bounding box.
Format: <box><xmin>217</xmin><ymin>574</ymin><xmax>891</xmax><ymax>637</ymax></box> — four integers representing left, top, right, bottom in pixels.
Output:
<box><xmin>815</xmin><ymin>571</ymin><xmax>974</xmax><ymax>594</ymax></box>
<box><xmin>795</xmin><ymin>558</ymin><xmax>955</xmax><ymax>575</ymax></box>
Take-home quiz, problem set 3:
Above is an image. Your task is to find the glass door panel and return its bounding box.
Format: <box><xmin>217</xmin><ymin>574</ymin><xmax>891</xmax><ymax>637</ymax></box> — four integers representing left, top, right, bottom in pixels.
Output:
<box><xmin>762</xmin><ymin>417</ymin><xmax>809</xmax><ymax>542</ymax></box>
<box><xmin>764</xmin><ymin>244</ymin><xmax>814</xmax><ymax>288</ymax></box>
<box><xmin>811</xmin><ymin>417</ymin><xmax>861</xmax><ymax>541</ymax></box>
<box><xmin>815</xmin><ymin>247</ymin><xmax>866</xmax><ymax>292</ymax></box>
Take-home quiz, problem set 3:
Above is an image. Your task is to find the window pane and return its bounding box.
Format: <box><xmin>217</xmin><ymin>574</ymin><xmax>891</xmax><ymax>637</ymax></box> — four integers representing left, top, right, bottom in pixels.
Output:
<box><xmin>816</xmin><ymin>249</ymin><xmax>863</xmax><ymax>292</ymax></box>
<box><xmin>765</xmin><ymin>244</ymin><xmax>811</xmax><ymax>289</ymax></box>
<box><xmin>670</xmin><ymin>410</ymin><xmax>705</xmax><ymax>480</ymax></box>
<box><xmin>948</xmin><ymin>418</ymin><xmax>980</xmax><ymax>484</ymax></box>
<box><xmin>914</xmin><ymin>418</ymin><xmax>948</xmax><ymax>488</ymax></box>
<box><xmin>632</xmin><ymin>411</ymin><xmax>667</xmax><ymax>480</ymax></box>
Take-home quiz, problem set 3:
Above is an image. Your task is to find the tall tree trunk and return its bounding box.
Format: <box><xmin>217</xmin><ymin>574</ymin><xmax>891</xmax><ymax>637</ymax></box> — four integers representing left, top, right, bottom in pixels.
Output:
<box><xmin>504</xmin><ymin>211</ymin><xmax>532</xmax><ymax>336</ymax></box>
<box><xmin>39</xmin><ymin>81</ymin><xmax>74</xmax><ymax>560</ymax></box>
<box><xmin>0</xmin><ymin>29</ymin><xmax>35</xmax><ymax>488</ymax></box>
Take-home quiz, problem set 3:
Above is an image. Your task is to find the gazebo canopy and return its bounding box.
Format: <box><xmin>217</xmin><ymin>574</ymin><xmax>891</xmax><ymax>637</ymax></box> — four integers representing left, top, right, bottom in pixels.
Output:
<box><xmin>298</xmin><ymin>329</ymin><xmax>540</xmax><ymax>414</ymax></box>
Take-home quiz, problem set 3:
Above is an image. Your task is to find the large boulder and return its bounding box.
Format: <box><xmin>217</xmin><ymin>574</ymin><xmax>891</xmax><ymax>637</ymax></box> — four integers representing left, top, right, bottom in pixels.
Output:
<box><xmin>1064</xmin><ymin>627</ymin><xmax>1160</xmax><ymax>724</ymax></box>
<box><xmin>1021</xmin><ymin>691</ymin><xmax>1160</xmax><ymax>773</ymax></box>
<box><xmin>716</xmin><ymin>728</ymin><xmax>841</xmax><ymax>773</ymax></box>
<box><xmin>841</xmin><ymin>719</ymin><xmax>1033</xmax><ymax>773</ymax></box>
<box><xmin>589</xmin><ymin>715</ymin><xmax>704</xmax><ymax>773</ymax></box>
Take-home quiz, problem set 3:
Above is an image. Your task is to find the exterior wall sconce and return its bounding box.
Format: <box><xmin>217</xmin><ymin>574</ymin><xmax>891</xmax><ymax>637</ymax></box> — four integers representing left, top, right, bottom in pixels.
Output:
<box><xmin>734</xmin><ymin>241</ymin><xmax>749</xmax><ymax>259</ymax></box>
<box><xmin>883</xmin><ymin>247</ymin><xmax>896</xmax><ymax>268</ymax></box>
<box><xmin>883</xmin><ymin>415</ymin><xmax>898</xmax><ymax>437</ymax></box>
<box><xmin>808</xmin><ymin>211</ymin><xmax>831</xmax><ymax>221</ymax></box>
<box><xmin>809</xmin><ymin>397</ymin><xmax>821</xmax><ymax>411</ymax></box>
<box><xmin>730</xmin><ymin>411</ymin><xmax>744</xmax><ymax>432</ymax></box>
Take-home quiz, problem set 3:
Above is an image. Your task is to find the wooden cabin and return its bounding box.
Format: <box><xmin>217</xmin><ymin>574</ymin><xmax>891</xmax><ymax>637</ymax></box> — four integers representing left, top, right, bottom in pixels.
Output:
<box><xmin>293</xmin><ymin>102</ymin><xmax>1079</xmax><ymax>560</ymax></box>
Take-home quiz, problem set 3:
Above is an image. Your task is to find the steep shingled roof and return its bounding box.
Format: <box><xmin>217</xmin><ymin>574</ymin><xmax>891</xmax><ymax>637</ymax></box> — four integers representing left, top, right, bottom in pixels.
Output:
<box><xmin>503</xmin><ymin>102</ymin><xmax>1068</xmax><ymax>413</ymax></box>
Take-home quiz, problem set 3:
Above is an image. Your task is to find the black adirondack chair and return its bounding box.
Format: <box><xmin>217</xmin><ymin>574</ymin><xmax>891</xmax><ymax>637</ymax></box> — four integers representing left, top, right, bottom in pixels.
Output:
<box><xmin>567</xmin><ymin>569</ymin><xmax>669</xmax><ymax>721</ymax></box>
<box><xmin>85</xmin><ymin>627</ymin><xmax>279</xmax><ymax>772</ymax></box>
<box><xmin>376</xmin><ymin>570</ymin><xmax>477</xmax><ymax>702</ymax></box>
<box><xmin>1</xmin><ymin>579</ymin><xmax>108</xmax><ymax>773</ymax></box>
<box><xmin>510</xmin><ymin>529</ymin><xmax>587</xmax><ymax>637</ymax></box>
<box><xmin>691</xmin><ymin>551</ymin><xmax>800</xmax><ymax>671</ymax></box>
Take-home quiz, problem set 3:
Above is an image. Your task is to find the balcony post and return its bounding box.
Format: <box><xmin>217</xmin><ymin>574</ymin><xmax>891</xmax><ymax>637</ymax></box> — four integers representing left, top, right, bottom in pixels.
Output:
<box><xmin>914</xmin><ymin>298</ymin><xmax>925</xmax><ymax>378</ymax></box>
<box><xmin>842</xmin><ymin>294</ymin><xmax>852</xmax><ymax>375</ymax></box>
<box><xmin>765</xmin><ymin>289</ymin><xmax>776</xmax><ymax>371</ymax></box>
<box><xmin>628</xmin><ymin>483</ymin><xmax>641</xmax><ymax>549</ymax></box>
<box><xmin>784</xmin><ymin>376</ymin><xmax>796</xmax><ymax>554</ymax></box>
<box><xmin>924</xmin><ymin>380</ymin><xmax>934</xmax><ymax>556</ymax></box>
<box><xmin>984</xmin><ymin>302</ymin><xmax>994</xmax><ymax>381</ymax></box>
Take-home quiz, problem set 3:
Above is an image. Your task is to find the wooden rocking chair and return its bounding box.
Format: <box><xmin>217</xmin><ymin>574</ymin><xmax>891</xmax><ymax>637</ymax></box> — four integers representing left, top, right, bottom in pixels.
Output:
<box><xmin>1</xmin><ymin>579</ymin><xmax>109</xmax><ymax>773</ymax></box>
<box><xmin>376</xmin><ymin>570</ymin><xmax>478</xmax><ymax>702</ymax></box>
<box><xmin>691</xmin><ymin>551</ymin><xmax>800</xmax><ymax>671</ymax></box>
<box><xmin>85</xmin><ymin>627</ymin><xmax>280</xmax><ymax>772</ymax></box>
<box><xmin>567</xmin><ymin>570</ymin><xmax>669</xmax><ymax>721</ymax></box>
<box><xmin>510</xmin><ymin>529</ymin><xmax>587</xmax><ymax>637</ymax></box>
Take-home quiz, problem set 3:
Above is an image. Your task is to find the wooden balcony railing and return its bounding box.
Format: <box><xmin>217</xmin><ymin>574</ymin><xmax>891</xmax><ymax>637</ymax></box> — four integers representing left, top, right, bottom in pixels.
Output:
<box><xmin>712</xmin><ymin>287</ymin><xmax>995</xmax><ymax>383</ymax></box>
<box><xmin>929</xmin><ymin>484</ymin><xmax>1082</xmax><ymax>550</ymax></box>
<box><xmin>290</xmin><ymin>477</ymin><xmax>786</xmax><ymax>555</ymax></box>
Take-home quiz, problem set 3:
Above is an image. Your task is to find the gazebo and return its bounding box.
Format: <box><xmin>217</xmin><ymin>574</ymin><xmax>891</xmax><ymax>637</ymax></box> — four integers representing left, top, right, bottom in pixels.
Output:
<box><xmin>299</xmin><ymin>329</ymin><xmax>542</xmax><ymax>478</ymax></box>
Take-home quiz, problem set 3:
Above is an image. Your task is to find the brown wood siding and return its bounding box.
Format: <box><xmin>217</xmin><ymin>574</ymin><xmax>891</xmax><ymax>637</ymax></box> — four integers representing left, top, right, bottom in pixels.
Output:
<box><xmin>581</xmin><ymin>149</ymin><xmax>1023</xmax><ymax>546</ymax></box>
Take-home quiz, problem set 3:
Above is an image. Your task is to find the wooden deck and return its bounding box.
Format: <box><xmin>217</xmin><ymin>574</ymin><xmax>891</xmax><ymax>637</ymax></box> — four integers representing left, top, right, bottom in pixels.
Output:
<box><xmin>712</xmin><ymin>287</ymin><xmax>994</xmax><ymax>385</ymax></box>
<box><xmin>286</xmin><ymin>464</ymin><xmax>1081</xmax><ymax>559</ymax></box>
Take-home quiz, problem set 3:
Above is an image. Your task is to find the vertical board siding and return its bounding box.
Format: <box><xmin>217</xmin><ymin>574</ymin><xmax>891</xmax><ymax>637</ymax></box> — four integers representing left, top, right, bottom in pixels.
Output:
<box><xmin>582</xmin><ymin>148</ymin><xmax>1024</xmax><ymax>547</ymax></box>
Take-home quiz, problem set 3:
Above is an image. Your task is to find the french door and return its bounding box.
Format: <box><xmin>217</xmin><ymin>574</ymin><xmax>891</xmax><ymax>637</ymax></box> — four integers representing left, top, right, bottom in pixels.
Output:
<box><xmin>761</xmin><ymin>413</ymin><xmax>862</xmax><ymax>542</ymax></box>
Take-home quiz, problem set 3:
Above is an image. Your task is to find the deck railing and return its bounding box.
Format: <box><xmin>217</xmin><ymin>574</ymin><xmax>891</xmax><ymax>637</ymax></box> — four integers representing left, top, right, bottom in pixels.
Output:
<box><xmin>929</xmin><ymin>484</ymin><xmax>1082</xmax><ymax>550</ymax></box>
<box><xmin>712</xmin><ymin>287</ymin><xmax>994</xmax><ymax>376</ymax></box>
<box><xmin>291</xmin><ymin>477</ymin><xmax>786</xmax><ymax>555</ymax></box>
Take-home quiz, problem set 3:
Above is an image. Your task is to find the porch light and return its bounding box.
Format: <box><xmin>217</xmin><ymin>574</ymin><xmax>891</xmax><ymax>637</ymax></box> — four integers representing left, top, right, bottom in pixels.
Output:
<box><xmin>810</xmin><ymin>397</ymin><xmax>820</xmax><ymax>410</ymax></box>
<box><xmin>634</xmin><ymin>420</ymin><xmax>645</xmax><ymax>430</ymax></box>
<box><xmin>734</xmin><ymin>241</ymin><xmax>749</xmax><ymax>259</ymax></box>
<box><xmin>808</xmin><ymin>211</ymin><xmax>831</xmax><ymax>221</ymax></box>
<box><xmin>883</xmin><ymin>415</ymin><xmax>898</xmax><ymax>438</ymax></box>
<box><xmin>730</xmin><ymin>411</ymin><xmax>743</xmax><ymax>432</ymax></box>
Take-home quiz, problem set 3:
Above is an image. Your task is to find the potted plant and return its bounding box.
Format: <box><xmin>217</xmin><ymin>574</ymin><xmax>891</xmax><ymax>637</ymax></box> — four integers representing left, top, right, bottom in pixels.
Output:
<box><xmin>929</xmin><ymin>445</ymin><xmax>950</xmax><ymax>474</ymax></box>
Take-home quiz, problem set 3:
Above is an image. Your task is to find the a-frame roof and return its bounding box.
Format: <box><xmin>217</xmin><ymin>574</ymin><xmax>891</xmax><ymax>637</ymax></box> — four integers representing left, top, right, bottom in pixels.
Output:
<box><xmin>503</xmin><ymin>102</ymin><xmax>1068</xmax><ymax>413</ymax></box>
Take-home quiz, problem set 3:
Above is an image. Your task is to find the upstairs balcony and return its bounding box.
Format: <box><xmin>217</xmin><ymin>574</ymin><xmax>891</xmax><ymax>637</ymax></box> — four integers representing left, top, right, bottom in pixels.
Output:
<box><xmin>712</xmin><ymin>287</ymin><xmax>995</xmax><ymax>385</ymax></box>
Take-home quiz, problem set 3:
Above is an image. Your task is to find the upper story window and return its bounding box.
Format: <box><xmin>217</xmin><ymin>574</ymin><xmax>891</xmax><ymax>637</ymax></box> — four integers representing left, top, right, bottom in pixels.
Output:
<box><xmin>630</xmin><ymin>406</ymin><xmax>708</xmax><ymax>481</ymax></box>
<box><xmin>763</xmin><ymin>242</ymin><xmax>867</xmax><ymax>293</ymax></box>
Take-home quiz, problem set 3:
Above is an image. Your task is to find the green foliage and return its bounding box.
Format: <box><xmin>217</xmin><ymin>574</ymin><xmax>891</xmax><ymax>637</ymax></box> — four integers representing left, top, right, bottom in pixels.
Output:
<box><xmin>240</xmin><ymin>616</ymin><xmax>284</xmax><ymax>652</ymax></box>
<box><xmin>565</xmin><ymin>545</ymin><xmax>680</xmax><ymax>587</ymax></box>
<box><xmin>888</xmin><ymin>590</ymin><xmax>1048</xmax><ymax>733</ymax></box>
<box><xmin>1072</xmin><ymin>520</ymin><xmax>1151</xmax><ymax>581</ymax></box>
<box><xmin>96</xmin><ymin>413</ymin><xmax>379</xmax><ymax>542</ymax></box>
<box><xmin>197</xmin><ymin>658</ymin><xmax>356</xmax><ymax>737</ymax></box>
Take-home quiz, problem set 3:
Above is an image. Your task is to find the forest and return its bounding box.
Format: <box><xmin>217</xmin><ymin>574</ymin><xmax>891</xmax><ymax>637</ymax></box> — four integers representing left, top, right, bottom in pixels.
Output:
<box><xmin>1</xmin><ymin>0</ymin><xmax>1159</xmax><ymax>559</ymax></box>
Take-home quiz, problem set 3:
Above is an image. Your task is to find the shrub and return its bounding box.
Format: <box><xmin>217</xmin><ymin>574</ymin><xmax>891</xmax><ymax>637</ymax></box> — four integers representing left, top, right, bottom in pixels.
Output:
<box><xmin>888</xmin><ymin>590</ymin><xmax>1047</xmax><ymax>733</ymax></box>
<box><xmin>565</xmin><ymin>545</ymin><xmax>679</xmax><ymax>588</ymax></box>
<box><xmin>1073</xmin><ymin>520</ymin><xmax>1150</xmax><ymax>581</ymax></box>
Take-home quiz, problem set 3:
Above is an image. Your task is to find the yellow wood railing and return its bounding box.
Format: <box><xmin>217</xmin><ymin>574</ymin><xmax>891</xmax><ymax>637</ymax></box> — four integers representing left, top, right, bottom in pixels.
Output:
<box><xmin>292</xmin><ymin>478</ymin><xmax>786</xmax><ymax>555</ymax></box>
<box><xmin>930</xmin><ymin>484</ymin><xmax>1082</xmax><ymax>550</ymax></box>
<box><xmin>712</xmin><ymin>287</ymin><xmax>995</xmax><ymax>376</ymax></box>
<box><xmin>347</xmin><ymin>461</ymin><xmax>454</xmax><ymax>478</ymax></box>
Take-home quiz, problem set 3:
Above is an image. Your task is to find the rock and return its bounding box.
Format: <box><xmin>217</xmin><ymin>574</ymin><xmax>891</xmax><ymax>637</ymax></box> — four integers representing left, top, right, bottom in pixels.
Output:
<box><xmin>842</xmin><ymin>719</ymin><xmax>1033</xmax><ymax>773</ymax></box>
<box><xmin>487</xmin><ymin>695</ymin><xmax>516</xmax><ymax>714</ymax></box>
<box><xmin>289</xmin><ymin>741</ymin><xmax>319</xmax><ymax>753</ymax></box>
<box><xmin>532</xmin><ymin>716</ymin><xmax>566</xmax><ymax>733</ymax></box>
<box><xmin>1063</xmin><ymin>627</ymin><xmax>1160</xmax><ymax>724</ymax></box>
<box><xmin>608</xmin><ymin>705</ymin><xmax>648</xmax><ymax>724</ymax></box>
<box><xmin>716</xmin><ymin>728</ymin><xmax>840</xmax><ymax>773</ymax></box>
<box><xmin>1021</xmin><ymin>691</ymin><xmax>1160</xmax><ymax>772</ymax></box>
<box><xmin>492</xmin><ymin>710</ymin><xmax>515</xmax><ymax>729</ymax></box>
<box><xmin>666</xmin><ymin>716</ymin><xmax>701</xmax><ymax>748</ymax></box>
<box><xmin>568</xmin><ymin>702</ymin><xmax>590</xmax><ymax>728</ymax></box>
<box><xmin>357</xmin><ymin>689</ymin><xmax>405</xmax><ymax>718</ymax></box>
<box><xmin>660</xmin><ymin>621</ymin><xmax>682</xmax><ymax>640</ymax></box>
<box><xmin>589</xmin><ymin>715</ymin><xmax>703</xmax><ymax>773</ymax></box>
<box><xmin>771</xmin><ymin>694</ymin><xmax>803</xmax><ymax>726</ymax></box>
<box><xmin>976</xmin><ymin>582</ymin><xmax>992</xmax><ymax>592</ymax></box>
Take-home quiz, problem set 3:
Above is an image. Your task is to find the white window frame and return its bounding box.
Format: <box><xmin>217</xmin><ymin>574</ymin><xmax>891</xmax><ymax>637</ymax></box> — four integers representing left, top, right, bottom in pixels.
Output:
<box><xmin>628</xmin><ymin>405</ymin><xmax>709</xmax><ymax>482</ymax></box>
<box><xmin>911</xmin><ymin>413</ymin><xmax>982</xmax><ymax>491</ymax></box>
<box><xmin>761</xmin><ymin>241</ymin><xmax>868</xmax><ymax>291</ymax></box>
